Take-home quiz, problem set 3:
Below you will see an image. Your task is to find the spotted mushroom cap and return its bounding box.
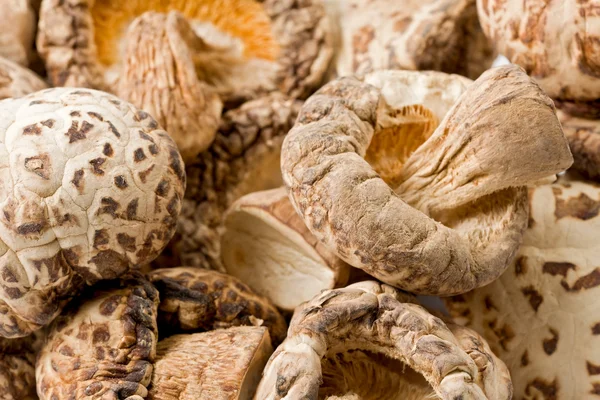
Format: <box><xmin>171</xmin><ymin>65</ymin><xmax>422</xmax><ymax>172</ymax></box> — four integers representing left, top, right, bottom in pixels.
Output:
<box><xmin>478</xmin><ymin>0</ymin><xmax>600</xmax><ymax>104</ymax></box>
<box><xmin>0</xmin><ymin>333</ymin><xmax>42</xmax><ymax>400</ymax></box>
<box><xmin>0</xmin><ymin>56</ymin><xmax>48</xmax><ymax>100</ymax></box>
<box><xmin>0</xmin><ymin>0</ymin><xmax>36</xmax><ymax>66</ymax></box>
<box><xmin>446</xmin><ymin>175</ymin><xmax>600</xmax><ymax>399</ymax></box>
<box><xmin>0</xmin><ymin>87</ymin><xmax>185</xmax><ymax>337</ymax></box>
<box><xmin>255</xmin><ymin>281</ymin><xmax>512</xmax><ymax>400</ymax></box>
<box><xmin>558</xmin><ymin>110</ymin><xmax>600</xmax><ymax>182</ymax></box>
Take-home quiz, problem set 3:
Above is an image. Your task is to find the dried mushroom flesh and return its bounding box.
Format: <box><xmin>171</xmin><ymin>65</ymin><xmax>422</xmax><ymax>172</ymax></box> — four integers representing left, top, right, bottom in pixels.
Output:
<box><xmin>222</xmin><ymin>187</ymin><xmax>350</xmax><ymax>311</ymax></box>
<box><xmin>0</xmin><ymin>56</ymin><xmax>48</xmax><ymax>100</ymax></box>
<box><xmin>0</xmin><ymin>0</ymin><xmax>36</xmax><ymax>66</ymax></box>
<box><xmin>558</xmin><ymin>110</ymin><xmax>600</xmax><ymax>182</ymax></box>
<box><xmin>478</xmin><ymin>0</ymin><xmax>600</xmax><ymax>106</ymax></box>
<box><xmin>157</xmin><ymin>93</ymin><xmax>302</xmax><ymax>271</ymax></box>
<box><xmin>147</xmin><ymin>267</ymin><xmax>287</xmax><ymax>345</ymax></box>
<box><xmin>0</xmin><ymin>333</ymin><xmax>42</xmax><ymax>400</ymax></box>
<box><xmin>149</xmin><ymin>327</ymin><xmax>273</xmax><ymax>400</ymax></box>
<box><xmin>0</xmin><ymin>87</ymin><xmax>185</xmax><ymax>337</ymax></box>
<box><xmin>281</xmin><ymin>66</ymin><xmax>573</xmax><ymax>296</ymax></box>
<box><xmin>36</xmin><ymin>274</ymin><xmax>159</xmax><ymax>400</ymax></box>
<box><xmin>325</xmin><ymin>0</ymin><xmax>495</xmax><ymax>80</ymax></box>
<box><xmin>255</xmin><ymin>281</ymin><xmax>512</xmax><ymax>400</ymax></box>
<box><xmin>446</xmin><ymin>175</ymin><xmax>600</xmax><ymax>400</ymax></box>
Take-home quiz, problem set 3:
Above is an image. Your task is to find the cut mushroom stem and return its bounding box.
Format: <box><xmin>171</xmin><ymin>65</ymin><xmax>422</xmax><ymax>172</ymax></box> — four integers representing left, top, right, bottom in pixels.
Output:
<box><xmin>255</xmin><ymin>281</ymin><xmax>512</xmax><ymax>400</ymax></box>
<box><xmin>281</xmin><ymin>65</ymin><xmax>573</xmax><ymax>296</ymax></box>
<box><xmin>221</xmin><ymin>187</ymin><xmax>350</xmax><ymax>311</ymax></box>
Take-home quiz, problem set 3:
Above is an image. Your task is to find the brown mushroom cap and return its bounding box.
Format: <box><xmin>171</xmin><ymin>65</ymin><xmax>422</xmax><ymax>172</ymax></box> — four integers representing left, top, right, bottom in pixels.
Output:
<box><xmin>255</xmin><ymin>281</ymin><xmax>512</xmax><ymax>400</ymax></box>
<box><xmin>149</xmin><ymin>327</ymin><xmax>273</xmax><ymax>400</ymax></box>
<box><xmin>147</xmin><ymin>267</ymin><xmax>288</xmax><ymax>345</ymax></box>
<box><xmin>0</xmin><ymin>57</ymin><xmax>48</xmax><ymax>100</ymax></box>
<box><xmin>0</xmin><ymin>87</ymin><xmax>185</xmax><ymax>337</ymax></box>
<box><xmin>0</xmin><ymin>0</ymin><xmax>36</xmax><ymax>66</ymax></box>
<box><xmin>222</xmin><ymin>187</ymin><xmax>350</xmax><ymax>311</ymax></box>
<box><xmin>477</xmin><ymin>0</ymin><xmax>600</xmax><ymax>103</ymax></box>
<box><xmin>0</xmin><ymin>333</ymin><xmax>42</xmax><ymax>400</ymax></box>
<box><xmin>36</xmin><ymin>275</ymin><xmax>159</xmax><ymax>400</ymax></box>
<box><xmin>325</xmin><ymin>0</ymin><xmax>495</xmax><ymax>80</ymax></box>
<box><xmin>281</xmin><ymin>65</ymin><xmax>573</xmax><ymax>296</ymax></box>
<box><xmin>558</xmin><ymin>110</ymin><xmax>600</xmax><ymax>182</ymax></box>
<box><xmin>446</xmin><ymin>175</ymin><xmax>600</xmax><ymax>399</ymax></box>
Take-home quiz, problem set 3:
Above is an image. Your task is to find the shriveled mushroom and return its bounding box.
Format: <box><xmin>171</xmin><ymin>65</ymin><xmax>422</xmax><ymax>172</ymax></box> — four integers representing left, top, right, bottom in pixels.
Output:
<box><xmin>281</xmin><ymin>65</ymin><xmax>573</xmax><ymax>296</ymax></box>
<box><xmin>0</xmin><ymin>56</ymin><xmax>47</xmax><ymax>100</ymax></box>
<box><xmin>157</xmin><ymin>93</ymin><xmax>302</xmax><ymax>271</ymax></box>
<box><xmin>0</xmin><ymin>333</ymin><xmax>42</xmax><ymax>400</ymax></box>
<box><xmin>324</xmin><ymin>0</ymin><xmax>495</xmax><ymax>80</ymax></box>
<box><xmin>222</xmin><ymin>187</ymin><xmax>350</xmax><ymax>311</ymax></box>
<box><xmin>558</xmin><ymin>110</ymin><xmax>600</xmax><ymax>182</ymax></box>
<box><xmin>255</xmin><ymin>281</ymin><xmax>512</xmax><ymax>399</ymax></box>
<box><xmin>0</xmin><ymin>0</ymin><xmax>36</xmax><ymax>66</ymax></box>
<box><xmin>149</xmin><ymin>327</ymin><xmax>273</xmax><ymax>400</ymax></box>
<box><xmin>446</xmin><ymin>174</ymin><xmax>600</xmax><ymax>399</ymax></box>
<box><xmin>0</xmin><ymin>87</ymin><xmax>185</xmax><ymax>337</ymax></box>
<box><xmin>478</xmin><ymin>0</ymin><xmax>600</xmax><ymax>107</ymax></box>
<box><xmin>147</xmin><ymin>267</ymin><xmax>287</xmax><ymax>345</ymax></box>
<box><xmin>36</xmin><ymin>274</ymin><xmax>159</xmax><ymax>400</ymax></box>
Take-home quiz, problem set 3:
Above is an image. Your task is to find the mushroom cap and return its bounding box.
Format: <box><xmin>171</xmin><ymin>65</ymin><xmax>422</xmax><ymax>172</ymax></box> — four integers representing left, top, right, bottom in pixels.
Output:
<box><xmin>0</xmin><ymin>334</ymin><xmax>42</xmax><ymax>400</ymax></box>
<box><xmin>325</xmin><ymin>0</ymin><xmax>495</xmax><ymax>80</ymax></box>
<box><xmin>147</xmin><ymin>266</ymin><xmax>288</xmax><ymax>345</ymax></box>
<box><xmin>150</xmin><ymin>327</ymin><xmax>273</xmax><ymax>400</ymax></box>
<box><xmin>478</xmin><ymin>0</ymin><xmax>600</xmax><ymax>102</ymax></box>
<box><xmin>255</xmin><ymin>281</ymin><xmax>512</xmax><ymax>400</ymax></box>
<box><xmin>222</xmin><ymin>187</ymin><xmax>350</xmax><ymax>311</ymax></box>
<box><xmin>446</xmin><ymin>175</ymin><xmax>600</xmax><ymax>399</ymax></box>
<box><xmin>0</xmin><ymin>57</ymin><xmax>48</xmax><ymax>100</ymax></box>
<box><xmin>0</xmin><ymin>87</ymin><xmax>185</xmax><ymax>337</ymax></box>
<box><xmin>0</xmin><ymin>0</ymin><xmax>36</xmax><ymax>66</ymax></box>
<box><xmin>281</xmin><ymin>65</ymin><xmax>572</xmax><ymax>296</ymax></box>
<box><xmin>36</xmin><ymin>274</ymin><xmax>159</xmax><ymax>400</ymax></box>
<box><xmin>558</xmin><ymin>110</ymin><xmax>600</xmax><ymax>182</ymax></box>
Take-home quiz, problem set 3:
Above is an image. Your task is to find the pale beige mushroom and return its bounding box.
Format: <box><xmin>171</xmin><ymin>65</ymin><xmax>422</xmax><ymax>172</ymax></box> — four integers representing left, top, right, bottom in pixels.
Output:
<box><xmin>0</xmin><ymin>333</ymin><xmax>42</xmax><ymax>400</ymax></box>
<box><xmin>255</xmin><ymin>281</ymin><xmax>512</xmax><ymax>400</ymax></box>
<box><xmin>36</xmin><ymin>274</ymin><xmax>159</xmax><ymax>400</ymax></box>
<box><xmin>0</xmin><ymin>0</ymin><xmax>36</xmax><ymax>66</ymax></box>
<box><xmin>324</xmin><ymin>0</ymin><xmax>495</xmax><ymax>80</ymax></box>
<box><xmin>558</xmin><ymin>110</ymin><xmax>600</xmax><ymax>182</ymax></box>
<box><xmin>147</xmin><ymin>267</ymin><xmax>287</xmax><ymax>345</ymax></box>
<box><xmin>156</xmin><ymin>93</ymin><xmax>302</xmax><ymax>271</ymax></box>
<box><xmin>221</xmin><ymin>187</ymin><xmax>350</xmax><ymax>311</ymax></box>
<box><xmin>446</xmin><ymin>174</ymin><xmax>600</xmax><ymax>399</ymax></box>
<box><xmin>149</xmin><ymin>327</ymin><xmax>273</xmax><ymax>400</ymax></box>
<box><xmin>281</xmin><ymin>65</ymin><xmax>573</xmax><ymax>296</ymax></box>
<box><xmin>0</xmin><ymin>87</ymin><xmax>185</xmax><ymax>337</ymax></box>
<box><xmin>0</xmin><ymin>56</ymin><xmax>47</xmax><ymax>100</ymax></box>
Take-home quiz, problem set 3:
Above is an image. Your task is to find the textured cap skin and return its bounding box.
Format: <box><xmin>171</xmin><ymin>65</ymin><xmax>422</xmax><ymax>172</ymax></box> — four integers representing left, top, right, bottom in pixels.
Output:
<box><xmin>0</xmin><ymin>0</ymin><xmax>36</xmax><ymax>66</ymax></box>
<box><xmin>0</xmin><ymin>333</ymin><xmax>42</xmax><ymax>400</ymax></box>
<box><xmin>558</xmin><ymin>110</ymin><xmax>600</xmax><ymax>182</ymax></box>
<box><xmin>0</xmin><ymin>87</ymin><xmax>185</xmax><ymax>337</ymax></box>
<box><xmin>281</xmin><ymin>65</ymin><xmax>573</xmax><ymax>296</ymax></box>
<box><xmin>0</xmin><ymin>57</ymin><xmax>48</xmax><ymax>100</ymax></box>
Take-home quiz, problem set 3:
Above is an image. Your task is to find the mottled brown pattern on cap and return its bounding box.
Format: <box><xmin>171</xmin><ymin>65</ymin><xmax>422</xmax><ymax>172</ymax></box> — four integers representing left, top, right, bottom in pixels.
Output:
<box><xmin>521</xmin><ymin>286</ymin><xmax>544</xmax><ymax>312</ymax></box>
<box><xmin>521</xmin><ymin>350</ymin><xmax>530</xmax><ymax>367</ymax></box>
<box><xmin>24</xmin><ymin>154</ymin><xmax>51</xmax><ymax>180</ymax></box>
<box><xmin>593</xmin><ymin>322</ymin><xmax>600</xmax><ymax>335</ymax></box>
<box><xmin>525</xmin><ymin>378</ymin><xmax>558</xmax><ymax>400</ymax></box>
<box><xmin>561</xmin><ymin>268</ymin><xmax>600</xmax><ymax>292</ymax></box>
<box><xmin>587</xmin><ymin>361</ymin><xmax>600</xmax><ymax>375</ymax></box>
<box><xmin>543</xmin><ymin>328</ymin><xmax>559</xmax><ymax>355</ymax></box>
<box><xmin>555</xmin><ymin>193</ymin><xmax>600</xmax><ymax>220</ymax></box>
<box><xmin>543</xmin><ymin>262</ymin><xmax>576</xmax><ymax>277</ymax></box>
<box><xmin>515</xmin><ymin>256</ymin><xmax>528</xmax><ymax>275</ymax></box>
<box><xmin>352</xmin><ymin>25</ymin><xmax>375</xmax><ymax>72</ymax></box>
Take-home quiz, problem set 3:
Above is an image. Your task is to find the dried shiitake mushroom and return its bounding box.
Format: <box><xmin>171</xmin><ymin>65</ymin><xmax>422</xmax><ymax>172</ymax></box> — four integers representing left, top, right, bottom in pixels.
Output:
<box><xmin>446</xmin><ymin>175</ymin><xmax>600</xmax><ymax>399</ymax></box>
<box><xmin>0</xmin><ymin>87</ymin><xmax>185</xmax><ymax>337</ymax></box>
<box><xmin>37</xmin><ymin>275</ymin><xmax>159</xmax><ymax>400</ymax></box>
<box><xmin>281</xmin><ymin>65</ymin><xmax>573</xmax><ymax>296</ymax></box>
<box><xmin>255</xmin><ymin>281</ymin><xmax>512</xmax><ymax>399</ymax></box>
<box><xmin>478</xmin><ymin>0</ymin><xmax>600</xmax><ymax>111</ymax></box>
<box><xmin>148</xmin><ymin>267</ymin><xmax>287</xmax><ymax>345</ymax></box>
<box><xmin>0</xmin><ymin>56</ymin><xmax>47</xmax><ymax>100</ymax></box>
<box><xmin>0</xmin><ymin>333</ymin><xmax>42</xmax><ymax>400</ymax></box>
<box><xmin>149</xmin><ymin>327</ymin><xmax>273</xmax><ymax>400</ymax></box>
<box><xmin>158</xmin><ymin>93</ymin><xmax>302</xmax><ymax>271</ymax></box>
<box><xmin>324</xmin><ymin>0</ymin><xmax>495</xmax><ymax>80</ymax></box>
<box><xmin>222</xmin><ymin>187</ymin><xmax>350</xmax><ymax>311</ymax></box>
<box><xmin>559</xmin><ymin>110</ymin><xmax>600</xmax><ymax>182</ymax></box>
<box><xmin>0</xmin><ymin>0</ymin><xmax>36</xmax><ymax>66</ymax></box>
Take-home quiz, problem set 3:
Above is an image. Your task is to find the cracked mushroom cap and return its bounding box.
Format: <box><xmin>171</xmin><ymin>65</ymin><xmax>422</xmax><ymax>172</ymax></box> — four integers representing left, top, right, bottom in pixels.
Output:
<box><xmin>558</xmin><ymin>110</ymin><xmax>600</xmax><ymax>182</ymax></box>
<box><xmin>0</xmin><ymin>56</ymin><xmax>48</xmax><ymax>100</ymax></box>
<box><xmin>36</xmin><ymin>274</ymin><xmax>159</xmax><ymax>400</ymax></box>
<box><xmin>157</xmin><ymin>93</ymin><xmax>302</xmax><ymax>271</ymax></box>
<box><xmin>149</xmin><ymin>326</ymin><xmax>273</xmax><ymax>400</ymax></box>
<box><xmin>222</xmin><ymin>187</ymin><xmax>350</xmax><ymax>311</ymax></box>
<box><xmin>0</xmin><ymin>87</ymin><xmax>185</xmax><ymax>337</ymax></box>
<box><xmin>255</xmin><ymin>281</ymin><xmax>512</xmax><ymax>400</ymax></box>
<box><xmin>446</xmin><ymin>175</ymin><xmax>600</xmax><ymax>399</ymax></box>
<box><xmin>147</xmin><ymin>267</ymin><xmax>287</xmax><ymax>345</ymax></box>
<box><xmin>478</xmin><ymin>0</ymin><xmax>600</xmax><ymax>105</ymax></box>
<box><xmin>324</xmin><ymin>0</ymin><xmax>495</xmax><ymax>80</ymax></box>
<box><xmin>281</xmin><ymin>65</ymin><xmax>573</xmax><ymax>296</ymax></box>
<box><xmin>0</xmin><ymin>0</ymin><xmax>36</xmax><ymax>66</ymax></box>
<box><xmin>0</xmin><ymin>333</ymin><xmax>42</xmax><ymax>400</ymax></box>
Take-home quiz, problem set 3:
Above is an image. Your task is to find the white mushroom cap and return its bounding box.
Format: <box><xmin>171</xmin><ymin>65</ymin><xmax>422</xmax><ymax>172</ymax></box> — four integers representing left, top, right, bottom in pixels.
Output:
<box><xmin>0</xmin><ymin>0</ymin><xmax>36</xmax><ymax>66</ymax></box>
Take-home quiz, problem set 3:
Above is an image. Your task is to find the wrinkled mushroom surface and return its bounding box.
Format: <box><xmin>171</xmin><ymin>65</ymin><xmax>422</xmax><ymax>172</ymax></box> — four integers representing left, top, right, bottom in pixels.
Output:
<box><xmin>222</xmin><ymin>187</ymin><xmax>350</xmax><ymax>311</ymax></box>
<box><xmin>255</xmin><ymin>281</ymin><xmax>512</xmax><ymax>400</ymax></box>
<box><xmin>149</xmin><ymin>327</ymin><xmax>273</xmax><ymax>400</ymax></box>
<box><xmin>325</xmin><ymin>0</ymin><xmax>495</xmax><ymax>80</ymax></box>
<box><xmin>446</xmin><ymin>175</ymin><xmax>600</xmax><ymax>399</ymax></box>
<box><xmin>0</xmin><ymin>87</ymin><xmax>185</xmax><ymax>337</ymax></box>
<box><xmin>0</xmin><ymin>56</ymin><xmax>48</xmax><ymax>100</ymax></box>
<box><xmin>478</xmin><ymin>0</ymin><xmax>600</xmax><ymax>104</ymax></box>
<box><xmin>148</xmin><ymin>267</ymin><xmax>287</xmax><ymax>345</ymax></box>
<box><xmin>281</xmin><ymin>66</ymin><xmax>572</xmax><ymax>296</ymax></box>
<box><xmin>157</xmin><ymin>93</ymin><xmax>302</xmax><ymax>271</ymax></box>
<box><xmin>0</xmin><ymin>333</ymin><xmax>42</xmax><ymax>400</ymax></box>
<box><xmin>36</xmin><ymin>274</ymin><xmax>159</xmax><ymax>400</ymax></box>
<box><xmin>558</xmin><ymin>110</ymin><xmax>600</xmax><ymax>182</ymax></box>
<box><xmin>0</xmin><ymin>0</ymin><xmax>36</xmax><ymax>66</ymax></box>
